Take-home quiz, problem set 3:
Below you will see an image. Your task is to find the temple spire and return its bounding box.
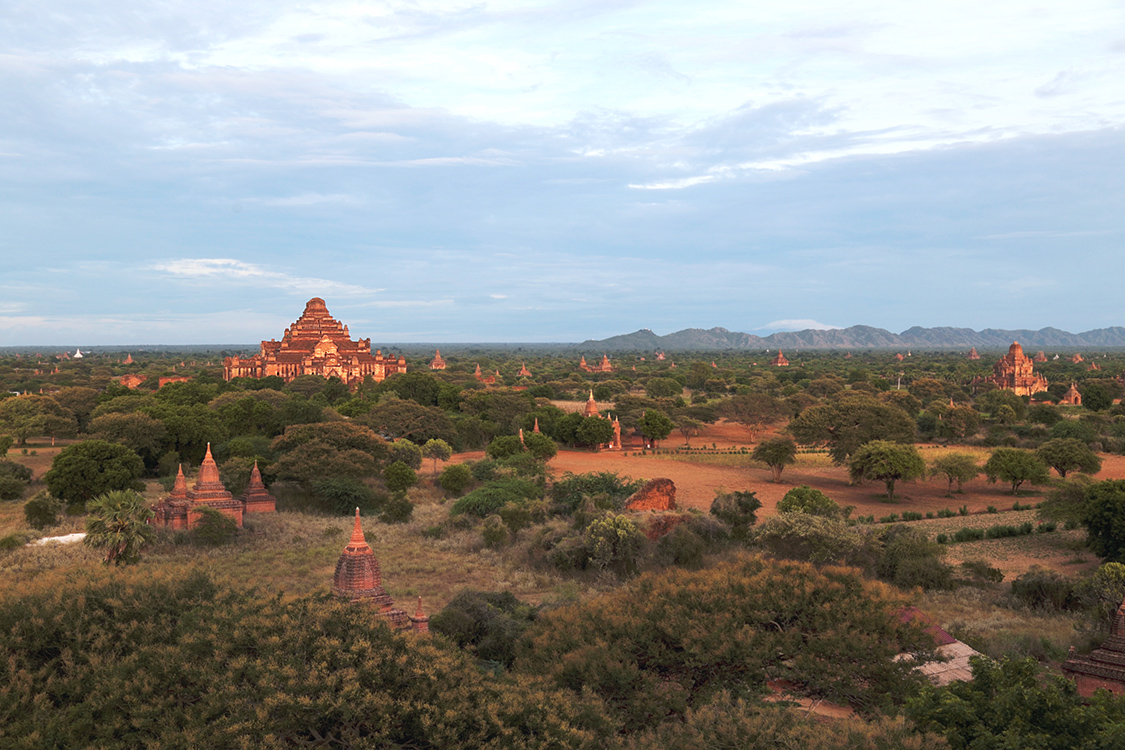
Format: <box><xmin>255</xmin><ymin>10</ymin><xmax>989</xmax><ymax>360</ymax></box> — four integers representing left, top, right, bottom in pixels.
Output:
<box><xmin>350</xmin><ymin>507</ymin><xmax>366</xmax><ymax>547</ymax></box>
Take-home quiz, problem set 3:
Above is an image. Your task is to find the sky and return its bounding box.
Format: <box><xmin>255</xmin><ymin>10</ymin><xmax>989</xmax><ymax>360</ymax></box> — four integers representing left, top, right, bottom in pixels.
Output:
<box><xmin>1</xmin><ymin>0</ymin><xmax>1123</xmax><ymax>345</ymax></box>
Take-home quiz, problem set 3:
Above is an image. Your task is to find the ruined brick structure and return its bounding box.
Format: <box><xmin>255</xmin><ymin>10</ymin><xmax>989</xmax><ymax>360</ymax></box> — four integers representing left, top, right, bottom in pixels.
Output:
<box><xmin>518</xmin><ymin>363</ymin><xmax>532</xmax><ymax>377</ymax></box>
<box><xmin>332</xmin><ymin>509</ymin><xmax>428</xmax><ymax>632</ymax></box>
<box><xmin>625</xmin><ymin>478</ymin><xmax>677</xmax><ymax>511</ymax></box>
<box><xmin>152</xmin><ymin>446</ymin><xmax>275</xmax><ymax>530</ymax></box>
<box><xmin>1063</xmin><ymin>599</ymin><xmax>1125</xmax><ymax>696</ymax></box>
<box><xmin>967</xmin><ymin>348</ymin><xmax>980</xmax><ymax>360</ymax></box>
<box><xmin>770</xmin><ymin>350</ymin><xmax>789</xmax><ymax>366</ymax></box>
<box><xmin>158</xmin><ymin>376</ymin><xmax>192</xmax><ymax>388</ymax></box>
<box><xmin>579</xmin><ymin>354</ymin><xmax>613</xmax><ymax>373</ymax></box>
<box><xmin>118</xmin><ymin>374</ymin><xmax>147</xmax><ymax>389</ymax></box>
<box><xmin>1072</xmin><ymin>353</ymin><xmax>1085</xmax><ymax>363</ymax></box>
<box><xmin>1034</xmin><ymin>351</ymin><xmax>1048</xmax><ymax>362</ymax></box>
<box><xmin>223</xmin><ymin>298</ymin><xmax>406</xmax><ymax>386</ymax></box>
<box><xmin>429</xmin><ymin>350</ymin><xmax>446</xmax><ymax>370</ymax></box>
<box><xmin>990</xmin><ymin>341</ymin><xmax>1049</xmax><ymax>397</ymax></box>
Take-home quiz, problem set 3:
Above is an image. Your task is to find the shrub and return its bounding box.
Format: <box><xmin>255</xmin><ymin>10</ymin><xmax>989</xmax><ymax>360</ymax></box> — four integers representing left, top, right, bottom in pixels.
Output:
<box><xmin>429</xmin><ymin>590</ymin><xmax>537</xmax><ymax>667</ymax></box>
<box><xmin>451</xmin><ymin>479</ymin><xmax>542</xmax><ymax>518</ymax></box>
<box><xmin>383</xmin><ymin>461</ymin><xmax>417</xmax><ymax>494</ymax></box>
<box><xmin>777</xmin><ymin>485</ymin><xmax>840</xmax><ymax>517</ymax></box>
<box><xmin>952</xmin><ymin>528</ymin><xmax>985</xmax><ymax>543</ymax></box>
<box><xmin>1010</xmin><ymin>569</ymin><xmax>1078</xmax><ymax>611</ymax></box>
<box><xmin>709</xmin><ymin>490</ymin><xmax>762</xmax><ymax>541</ymax></box>
<box><xmin>310</xmin><ymin>477</ymin><xmax>384</xmax><ymax>516</ymax></box>
<box><xmin>23</xmin><ymin>491</ymin><xmax>63</xmax><ymax>530</ymax></box>
<box><xmin>958</xmin><ymin>560</ymin><xmax>1005</xmax><ymax>585</ymax></box>
<box><xmin>191</xmin><ymin>507</ymin><xmax>239</xmax><ymax>547</ymax></box>
<box><xmin>549</xmin><ymin>472</ymin><xmax>644</xmax><ymax>515</ymax></box>
<box><xmin>658</xmin><ymin>524</ymin><xmax>707</xmax><ymax>568</ymax></box>
<box><xmin>584</xmin><ymin>514</ymin><xmax>646</xmax><ymax>575</ymax></box>
<box><xmin>876</xmin><ymin>526</ymin><xmax>953</xmax><ymax>591</ymax></box>
<box><xmin>379</xmin><ymin>494</ymin><xmax>414</xmax><ymax>524</ymax></box>
<box><xmin>439</xmin><ymin>464</ymin><xmax>473</xmax><ymax>496</ymax></box>
<box><xmin>485</xmin><ymin>435</ymin><xmax>523</xmax><ymax>460</ymax></box>
<box><xmin>754</xmin><ymin>513</ymin><xmax>879</xmax><ymax>567</ymax></box>
<box><xmin>0</xmin><ymin>458</ymin><xmax>33</xmax><ymax>501</ymax></box>
<box><xmin>481</xmin><ymin>515</ymin><xmax>510</xmax><ymax>548</ymax></box>
<box><xmin>901</xmin><ymin>511</ymin><xmax>924</xmax><ymax>521</ymax></box>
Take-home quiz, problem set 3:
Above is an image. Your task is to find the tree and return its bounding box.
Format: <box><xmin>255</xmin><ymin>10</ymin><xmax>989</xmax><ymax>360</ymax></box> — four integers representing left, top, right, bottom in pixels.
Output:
<box><xmin>84</xmin><ymin>490</ymin><xmax>155</xmax><ymax>565</ymax></box>
<box><xmin>359</xmin><ymin>395</ymin><xmax>458</xmax><ymax>444</ymax></box>
<box><xmin>45</xmin><ymin>440</ymin><xmax>145</xmax><ymax>508</ymax></box>
<box><xmin>709</xmin><ymin>490</ymin><xmax>762</xmax><ymax>541</ymax></box>
<box><xmin>675</xmin><ymin>417</ymin><xmax>703</xmax><ymax>445</ymax></box>
<box><xmin>847</xmin><ymin>440</ymin><xmax>925</xmax><ymax>502</ymax></box>
<box><xmin>486</xmin><ymin>435</ymin><xmax>524</xmax><ymax>460</ymax></box>
<box><xmin>751</xmin><ymin>437</ymin><xmax>797</xmax><ymax>482</ymax></box>
<box><xmin>1037</xmin><ymin>438</ymin><xmax>1102</xmax><ymax>478</ymax></box>
<box><xmin>52</xmin><ymin>386</ymin><xmax>100</xmax><ymax>432</ymax></box>
<box><xmin>645</xmin><ymin>377</ymin><xmax>682</xmax><ymax>399</ymax></box>
<box><xmin>422</xmin><ymin>438</ymin><xmax>454</xmax><ymax>474</ymax></box>
<box><xmin>439</xmin><ymin>463</ymin><xmax>474</xmax><ymax>496</ymax></box>
<box><xmin>777</xmin><ymin>485</ymin><xmax>840</xmax><ymax>517</ymax></box>
<box><xmin>983</xmin><ymin>447</ymin><xmax>1050</xmax><ymax>494</ymax></box>
<box><xmin>523</xmin><ymin>432</ymin><xmax>558</xmax><ymax>462</ymax></box>
<box><xmin>575</xmin><ymin>416</ymin><xmax>614</xmax><ymax>447</ymax></box>
<box><xmin>1084</xmin><ymin>480</ymin><xmax>1125</xmax><ymax>562</ymax></box>
<box><xmin>929</xmin><ymin>453</ymin><xmax>980</xmax><ymax>495</ymax></box>
<box><xmin>270</xmin><ymin>422</ymin><xmax>388</xmax><ymax>483</ymax></box>
<box><xmin>976</xmin><ymin>389</ymin><xmax>1027</xmax><ymax>421</ymax></box>
<box><xmin>637</xmin><ymin>409</ymin><xmax>674</xmax><ymax>448</ymax></box>
<box><xmin>23</xmin><ymin>491</ymin><xmax>63</xmax><ymax>530</ymax></box>
<box><xmin>1082</xmin><ymin>383</ymin><xmax>1113</xmax><ymax>412</ymax></box>
<box><xmin>383</xmin><ymin>461</ymin><xmax>417</xmax><ymax>494</ymax></box>
<box><xmin>942</xmin><ymin>406</ymin><xmax>980</xmax><ymax>441</ymax></box>
<box><xmin>88</xmin><ymin>411</ymin><xmax>168</xmax><ymax>464</ymax></box>
<box><xmin>789</xmin><ymin>394</ymin><xmax>915</xmax><ymax>464</ymax></box>
<box><xmin>430</xmin><ymin>590</ymin><xmax>538</xmax><ymax>667</ymax></box>
<box><xmin>388</xmin><ymin>438</ymin><xmax>423</xmax><ymax>470</ymax></box>
<box><xmin>718</xmin><ymin>393</ymin><xmax>785</xmax><ymax>443</ymax></box>
<box><xmin>0</xmin><ymin>459</ymin><xmax>33</xmax><ymax>500</ymax></box>
<box><xmin>0</xmin><ymin>395</ymin><xmax>77</xmax><ymax>445</ymax></box>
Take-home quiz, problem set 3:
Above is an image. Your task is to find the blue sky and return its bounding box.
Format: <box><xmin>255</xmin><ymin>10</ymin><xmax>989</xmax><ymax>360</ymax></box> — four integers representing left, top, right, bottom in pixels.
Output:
<box><xmin>1</xmin><ymin>0</ymin><xmax>1123</xmax><ymax>345</ymax></box>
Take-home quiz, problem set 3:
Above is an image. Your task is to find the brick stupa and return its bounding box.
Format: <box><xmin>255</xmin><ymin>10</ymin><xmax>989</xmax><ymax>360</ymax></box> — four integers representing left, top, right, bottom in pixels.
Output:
<box><xmin>185</xmin><ymin>444</ymin><xmax>244</xmax><ymax>528</ymax></box>
<box><xmin>990</xmin><ymin>342</ymin><xmax>1048</xmax><ymax>397</ymax></box>
<box><xmin>239</xmin><ymin>461</ymin><xmax>277</xmax><ymax>514</ymax></box>
<box><xmin>967</xmin><ymin>348</ymin><xmax>980</xmax><ymax>360</ymax></box>
<box><xmin>429</xmin><ymin>349</ymin><xmax>446</xmax><ymax>370</ymax></box>
<box><xmin>223</xmin><ymin>297</ymin><xmax>406</xmax><ymax>386</ymax></box>
<box><xmin>332</xmin><ymin>509</ymin><xmax>412</xmax><ymax>629</ymax></box>
<box><xmin>770</xmin><ymin>350</ymin><xmax>789</xmax><ymax>367</ymax></box>
<box><xmin>1064</xmin><ymin>598</ymin><xmax>1125</xmax><ymax>696</ymax></box>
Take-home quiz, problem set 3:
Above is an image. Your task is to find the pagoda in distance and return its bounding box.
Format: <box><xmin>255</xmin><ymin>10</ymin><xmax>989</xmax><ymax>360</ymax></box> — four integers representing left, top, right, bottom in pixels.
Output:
<box><xmin>223</xmin><ymin>298</ymin><xmax>406</xmax><ymax>386</ymax></box>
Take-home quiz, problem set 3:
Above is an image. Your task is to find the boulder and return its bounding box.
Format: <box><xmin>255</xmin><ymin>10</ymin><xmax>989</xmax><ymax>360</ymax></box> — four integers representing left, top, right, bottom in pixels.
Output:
<box><xmin>625</xmin><ymin>478</ymin><xmax>676</xmax><ymax>512</ymax></box>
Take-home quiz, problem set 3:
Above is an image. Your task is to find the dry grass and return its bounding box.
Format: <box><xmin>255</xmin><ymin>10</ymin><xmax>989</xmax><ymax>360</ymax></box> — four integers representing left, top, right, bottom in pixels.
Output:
<box><xmin>633</xmin><ymin>450</ymin><xmax>835</xmax><ymax>469</ymax></box>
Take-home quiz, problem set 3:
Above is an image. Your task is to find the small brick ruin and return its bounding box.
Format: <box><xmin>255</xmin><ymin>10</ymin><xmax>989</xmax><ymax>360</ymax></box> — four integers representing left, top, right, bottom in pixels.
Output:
<box><xmin>152</xmin><ymin>445</ymin><xmax>275</xmax><ymax>530</ymax></box>
<box><xmin>429</xmin><ymin>349</ymin><xmax>446</xmax><ymax>370</ymax></box>
<box><xmin>1063</xmin><ymin>598</ymin><xmax>1125</xmax><ymax>696</ymax></box>
<box><xmin>625</xmin><ymin>478</ymin><xmax>677</xmax><ymax>512</ymax></box>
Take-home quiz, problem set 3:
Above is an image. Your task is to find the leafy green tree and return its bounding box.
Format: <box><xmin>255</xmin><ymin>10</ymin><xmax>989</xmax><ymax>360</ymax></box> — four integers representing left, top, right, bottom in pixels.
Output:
<box><xmin>388</xmin><ymin>438</ymin><xmax>423</xmax><ymax>470</ymax></box>
<box><xmin>439</xmin><ymin>463</ymin><xmax>473</xmax><ymax>496</ymax></box>
<box><xmin>1084</xmin><ymin>480</ymin><xmax>1125</xmax><ymax>562</ymax></box>
<box><xmin>983</xmin><ymin>447</ymin><xmax>1050</xmax><ymax>494</ymax></box>
<box><xmin>976</xmin><ymin>389</ymin><xmax>1027</xmax><ymax>421</ymax></box>
<box><xmin>1075</xmin><ymin>562</ymin><xmax>1125</xmax><ymax>633</ymax></box>
<box><xmin>1051</xmin><ymin>419</ymin><xmax>1099</xmax><ymax>443</ymax></box>
<box><xmin>84</xmin><ymin>490</ymin><xmax>155</xmax><ymax>565</ymax></box>
<box><xmin>523</xmin><ymin>432</ymin><xmax>558</xmax><ymax>462</ymax></box>
<box><xmin>359</xmin><ymin>395</ymin><xmax>458</xmax><ymax>444</ymax></box>
<box><xmin>752</xmin><ymin>437</ymin><xmax>797</xmax><ymax>482</ymax></box>
<box><xmin>645</xmin><ymin>377</ymin><xmax>682</xmax><ymax>399</ymax></box>
<box><xmin>0</xmin><ymin>395</ymin><xmax>77</xmax><ymax>445</ymax></box>
<box><xmin>718</xmin><ymin>393</ymin><xmax>785</xmax><ymax>443</ymax></box>
<box><xmin>0</xmin><ymin>459</ymin><xmax>33</xmax><ymax>500</ymax></box>
<box><xmin>1082</xmin><ymin>383</ymin><xmax>1113</xmax><ymax>412</ymax></box>
<box><xmin>777</xmin><ymin>485</ymin><xmax>840</xmax><ymax>517</ymax></box>
<box><xmin>848</xmin><ymin>440</ymin><xmax>925</xmax><ymax>501</ymax></box>
<box><xmin>422</xmin><ymin>438</ymin><xmax>454</xmax><ymax>474</ymax></box>
<box><xmin>907</xmin><ymin>656</ymin><xmax>1125</xmax><ymax>750</ymax></box>
<box><xmin>1037</xmin><ymin>438</ymin><xmax>1102</xmax><ymax>478</ymax></box>
<box><xmin>486</xmin><ymin>435</ymin><xmax>524</xmax><ymax>460</ymax></box>
<box><xmin>638</xmin><ymin>409</ymin><xmax>674</xmax><ymax>448</ymax></box>
<box><xmin>0</xmin><ymin>435</ymin><xmax>12</xmax><ymax>455</ymax></box>
<box><xmin>23</xmin><ymin>491</ymin><xmax>63</xmax><ymax>530</ymax></box>
<box><xmin>52</xmin><ymin>386</ymin><xmax>100</xmax><ymax>432</ymax></box>
<box><xmin>575</xmin><ymin>415</ymin><xmax>615</xmax><ymax>447</ymax></box>
<box><xmin>754</xmin><ymin>513</ymin><xmax>878</xmax><ymax>566</ymax></box>
<box><xmin>310</xmin><ymin>477</ymin><xmax>383</xmax><ymax>515</ymax></box>
<box><xmin>875</xmin><ymin>526</ymin><xmax>953</xmax><ymax>591</ymax></box>
<box><xmin>929</xmin><ymin>453</ymin><xmax>980</xmax><ymax>495</ymax></box>
<box><xmin>789</xmin><ymin>394</ymin><xmax>915</xmax><ymax>464</ymax></box>
<box><xmin>45</xmin><ymin>440</ymin><xmax>145</xmax><ymax>508</ymax></box>
<box><xmin>383</xmin><ymin>461</ymin><xmax>417</xmax><ymax>494</ymax></box>
<box><xmin>709</xmin><ymin>489</ymin><xmax>762</xmax><ymax>541</ymax></box>
<box><xmin>1038</xmin><ymin>475</ymin><xmax>1092</xmax><ymax>526</ymax></box>
<box><xmin>583</xmin><ymin>514</ymin><xmax>646</xmax><ymax>575</ymax></box>
<box><xmin>0</xmin><ymin>570</ymin><xmax>614</xmax><ymax>748</ymax></box>
<box><xmin>431</xmin><ymin>591</ymin><xmax>538</xmax><ymax>667</ymax></box>
<box><xmin>270</xmin><ymin>422</ymin><xmax>387</xmax><ymax>483</ymax></box>
<box><xmin>518</xmin><ymin>554</ymin><xmax>935</xmax><ymax>730</ymax></box>
<box><xmin>675</xmin><ymin>416</ymin><xmax>703</xmax><ymax>445</ymax></box>
<box><xmin>942</xmin><ymin>405</ymin><xmax>980</xmax><ymax>441</ymax></box>
<box><xmin>88</xmin><ymin>411</ymin><xmax>168</xmax><ymax>465</ymax></box>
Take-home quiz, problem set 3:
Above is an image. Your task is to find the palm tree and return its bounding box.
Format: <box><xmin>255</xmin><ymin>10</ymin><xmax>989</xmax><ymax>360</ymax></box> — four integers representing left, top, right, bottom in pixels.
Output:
<box><xmin>84</xmin><ymin>490</ymin><xmax>154</xmax><ymax>565</ymax></box>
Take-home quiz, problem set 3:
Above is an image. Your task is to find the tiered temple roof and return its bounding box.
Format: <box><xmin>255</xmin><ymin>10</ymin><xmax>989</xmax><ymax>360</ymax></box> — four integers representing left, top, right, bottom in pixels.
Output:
<box><xmin>990</xmin><ymin>341</ymin><xmax>1049</xmax><ymax>397</ymax></box>
<box><xmin>223</xmin><ymin>298</ymin><xmax>406</xmax><ymax>386</ymax></box>
<box><xmin>1063</xmin><ymin>599</ymin><xmax>1125</xmax><ymax>696</ymax></box>
<box><xmin>1061</xmin><ymin>382</ymin><xmax>1083</xmax><ymax>406</ymax></box>
<box><xmin>332</xmin><ymin>509</ymin><xmax>421</xmax><ymax>631</ymax></box>
<box><xmin>967</xmin><ymin>348</ymin><xmax>980</xmax><ymax>360</ymax></box>
<box><xmin>185</xmin><ymin>444</ymin><xmax>245</xmax><ymax>527</ymax></box>
<box><xmin>240</xmin><ymin>461</ymin><xmax>277</xmax><ymax>514</ymax></box>
<box><xmin>429</xmin><ymin>349</ymin><xmax>446</xmax><ymax>370</ymax></box>
<box><xmin>153</xmin><ymin>446</ymin><xmax>276</xmax><ymax>530</ymax></box>
<box><xmin>771</xmin><ymin>350</ymin><xmax>789</xmax><ymax>367</ymax></box>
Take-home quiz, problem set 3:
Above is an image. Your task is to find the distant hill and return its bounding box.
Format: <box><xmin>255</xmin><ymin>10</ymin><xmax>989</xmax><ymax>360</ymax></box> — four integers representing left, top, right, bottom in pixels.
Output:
<box><xmin>580</xmin><ymin>325</ymin><xmax>1125</xmax><ymax>351</ymax></box>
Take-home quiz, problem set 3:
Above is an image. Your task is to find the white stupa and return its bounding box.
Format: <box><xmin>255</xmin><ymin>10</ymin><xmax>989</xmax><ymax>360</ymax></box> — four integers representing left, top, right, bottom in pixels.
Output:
<box><xmin>73</xmin><ymin>348</ymin><xmax>84</xmax><ymax>359</ymax></box>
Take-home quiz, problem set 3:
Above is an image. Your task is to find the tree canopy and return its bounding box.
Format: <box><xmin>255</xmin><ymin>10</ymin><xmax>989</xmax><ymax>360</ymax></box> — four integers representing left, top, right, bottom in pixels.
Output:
<box><xmin>789</xmin><ymin>395</ymin><xmax>915</xmax><ymax>464</ymax></box>
<box><xmin>847</xmin><ymin>440</ymin><xmax>926</xmax><ymax>502</ymax></box>
<box><xmin>44</xmin><ymin>440</ymin><xmax>145</xmax><ymax>508</ymax></box>
<box><xmin>983</xmin><ymin>447</ymin><xmax>1050</xmax><ymax>494</ymax></box>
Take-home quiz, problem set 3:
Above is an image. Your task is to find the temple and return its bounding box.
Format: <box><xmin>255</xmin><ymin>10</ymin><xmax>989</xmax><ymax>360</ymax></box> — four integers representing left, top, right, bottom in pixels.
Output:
<box><xmin>990</xmin><ymin>342</ymin><xmax>1048</xmax><ymax>396</ymax></box>
<box><xmin>967</xmin><ymin>348</ymin><xmax>980</xmax><ymax>360</ymax></box>
<box><xmin>332</xmin><ymin>509</ymin><xmax>428</xmax><ymax>633</ymax></box>
<box><xmin>1063</xmin><ymin>599</ymin><xmax>1125</xmax><ymax>696</ymax></box>
<box><xmin>581</xmin><ymin>391</ymin><xmax>622</xmax><ymax>450</ymax></box>
<box><xmin>223</xmin><ymin>298</ymin><xmax>406</xmax><ymax>386</ymax></box>
<box><xmin>518</xmin><ymin>363</ymin><xmax>532</xmax><ymax>377</ymax></box>
<box><xmin>1061</xmin><ymin>382</ymin><xmax>1082</xmax><ymax>406</ymax></box>
<box><xmin>580</xmin><ymin>354</ymin><xmax>613</xmax><ymax>373</ymax></box>
<box><xmin>770</xmin><ymin>350</ymin><xmax>789</xmax><ymax>367</ymax></box>
<box><xmin>429</xmin><ymin>350</ymin><xmax>447</xmax><ymax>370</ymax></box>
<box><xmin>152</xmin><ymin>444</ymin><xmax>273</xmax><ymax>529</ymax></box>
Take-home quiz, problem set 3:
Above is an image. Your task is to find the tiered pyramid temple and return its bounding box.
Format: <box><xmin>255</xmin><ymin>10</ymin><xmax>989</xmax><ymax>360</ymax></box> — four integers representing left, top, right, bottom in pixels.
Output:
<box><xmin>579</xmin><ymin>354</ymin><xmax>613</xmax><ymax>373</ymax></box>
<box><xmin>429</xmin><ymin>349</ymin><xmax>446</xmax><ymax>370</ymax></box>
<box><xmin>333</xmin><ymin>509</ymin><xmax>429</xmax><ymax>633</ymax></box>
<box><xmin>153</xmin><ymin>445</ymin><xmax>275</xmax><ymax>529</ymax></box>
<box><xmin>223</xmin><ymin>297</ymin><xmax>406</xmax><ymax>386</ymax></box>
<box><xmin>770</xmin><ymin>350</ymin><xmax>789</xmax><ymax>367</ymax></box>
<box><xmin>989</xmin><ymin>341</ymin><xmax>1048</xmax><ymax>396</ymax></box>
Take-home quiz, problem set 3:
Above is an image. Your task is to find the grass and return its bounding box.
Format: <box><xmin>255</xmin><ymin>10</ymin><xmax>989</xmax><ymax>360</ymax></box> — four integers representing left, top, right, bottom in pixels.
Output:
<box><xmin>632</xmin><ymin>450</ymin><xmax>836</xmax><ymax>469</ymax></box>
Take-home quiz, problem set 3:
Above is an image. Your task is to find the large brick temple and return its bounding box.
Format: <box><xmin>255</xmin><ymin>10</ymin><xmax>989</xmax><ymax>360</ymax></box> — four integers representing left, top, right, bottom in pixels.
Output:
<box><xmin>152</xmin><ymin>445</ymin><xmax>276</xmax><ymax>530</ymax></box>
<box><xmin>989</xmin><ymin>341</ymin><xmax>1048</xmax><ymax>396</ymax></box>
<box><xmin>223</xmin><ymin>297</ymin><xmax>407</xmax><ymax>386</ymax></box>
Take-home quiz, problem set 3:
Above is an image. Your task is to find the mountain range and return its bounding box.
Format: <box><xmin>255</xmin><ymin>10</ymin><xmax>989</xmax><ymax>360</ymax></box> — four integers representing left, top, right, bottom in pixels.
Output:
<box><xmin>580</xmin><ymin>326</ymin><xmax>1125</xmax><ymax>351</ymax></box>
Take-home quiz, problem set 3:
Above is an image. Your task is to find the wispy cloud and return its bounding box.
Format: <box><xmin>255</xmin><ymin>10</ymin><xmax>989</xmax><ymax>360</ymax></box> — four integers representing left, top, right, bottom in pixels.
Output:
<box><xmin>149</xmin><ymin>258</ymin><xmax>377</xmax><ymax>296</ymax></box>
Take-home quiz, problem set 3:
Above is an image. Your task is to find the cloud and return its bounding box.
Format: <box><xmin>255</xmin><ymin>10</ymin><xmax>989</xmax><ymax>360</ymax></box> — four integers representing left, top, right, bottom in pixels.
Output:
<box><xmin>149</xmin><ymin>258</ymin><xmax>377</xmax><ymax>296</ymax></box>
<box><xmin>759</xmin><ymin>319</ymin><xmax>842</xmax><ymax>332</ymax></box>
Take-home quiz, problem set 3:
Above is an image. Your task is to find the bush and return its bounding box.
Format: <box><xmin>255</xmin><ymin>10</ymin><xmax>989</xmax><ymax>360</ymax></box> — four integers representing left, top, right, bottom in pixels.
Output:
<box><xmin>429</xmin><ymin>590</ymin><xmax>537</xmax><ymax>667</ymax></box>
<box><xmin>658</xmin><ymin>524</ymin><xmax>707</xmax><ymax>568</ymax></box>
<box><xmin>550</xmin><ymin>472</ymin><xmax>645</xmax><ymax>515</ymax></box>
<box><xmin>383</xmin><ymin>461</ymin><xmax>417</xmax><ymax>494</ymax></box>
<box><xmin>309</xmin><ymin>477</ymin><xmax>385</xmax><ymax>516</ymax></box>
<box><xmin>0</xmin><ymin>532</ymin><xmax>29</xmax><ymax>551</ymax></box>
<box><xmin>379</xmin><ymin>494</ymin><xmax>414</xmax><ymax>524</ymax></box>
<box><xmin>191</xmin><ymin>507</ymin><xmax>239</xmax><ymax>547</ymax></box>
<box><xmin>584</xmin><ymin>514</ymin><xmax>647</xmax><ymax>575</ymax></box>
<box><xmin>777</xmin><ymin>485</ymin><xmax>840</xmax><ymax>517</ymax></box>
<box><xmin>876</xmin><ymin>526</ymin><xmax>953</xmax><ymax>591</ymax></box>
<box><xmin>23</xmin><ymin>491</ymin><xmax>63</xmax><ymax>530</ymax></box>
<box><xmin>709</xmin><ymin>490</ymin><xmax>762</xmax><ymax>541</ymax></box>
<box><xmin>1010</xmin><ymin>568</ymin><xmax>1078</xmax><ymax>611</ymax></box>
<box><xmin>481</xmin><ymin>515</ymin><xmax>510</xmax><ymax>548</ymax></box>
<box><xmin>485</xmin><ymin>435</ymin><xmax>524</xmax><ymax>460</ymax></box>
<box><xmin>439</xmin><ymin>464</ymin><xmax>473</xmax><ymax>496</ymax></box>
<box><xmin>451</xmin><ymin>479</ymin><xmax>542</xmax><ymax>518</ymax></box>
<box><xmin>958</xmin><ymin>560</ymin><xmax>1004</xmax><ymax>585</ymax></box>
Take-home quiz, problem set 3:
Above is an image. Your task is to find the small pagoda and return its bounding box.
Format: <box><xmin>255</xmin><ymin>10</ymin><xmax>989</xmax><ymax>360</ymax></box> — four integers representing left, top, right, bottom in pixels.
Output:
<box><xmin>429</xmin><ymin>349</ymin><xmax>447</xmax><ymax>370</ymax></box>
<box><xmin>967</xmin><ymin>347</ymin><xmax>980</xmax><ymax>360</ymax></box>
<box><xmin>240</xmin><ymin>461</ymin><xmax>277</xmax><ymax>514</ymax></box>
<box><xmin>770</xmin><ymin>350</ymin><xmax>789</xmax><ymax>367</ymax></box>
<box><xmin>1061</xmin><ymin>382</ymin><xmax>1082</xmax><ymax>406</ymax></box>
<box><xmin>332</xmin><ymin>509</ymin><xmax>428</xmax><ymax>632</ymax></box>
<box><xmin>1063</xmin><ymin>599</ymin><xmax>1125</xmax><ymax>696</ymax></box>
<box><xmin>518</xmin><ymin>362</ymin><xmax>531</xmax><ymax>377</ymax></box>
